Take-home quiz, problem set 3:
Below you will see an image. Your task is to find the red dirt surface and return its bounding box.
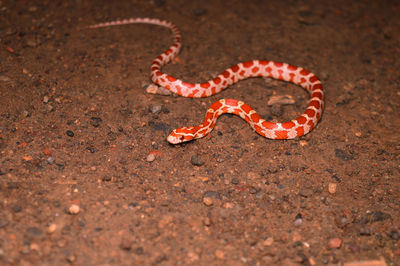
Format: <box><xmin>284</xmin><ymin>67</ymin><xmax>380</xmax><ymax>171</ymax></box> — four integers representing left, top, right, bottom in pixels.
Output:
<box><xmin>0</xmin><ymin>0</ymin><xmax>399</xmax><ymax>265</ymax></box>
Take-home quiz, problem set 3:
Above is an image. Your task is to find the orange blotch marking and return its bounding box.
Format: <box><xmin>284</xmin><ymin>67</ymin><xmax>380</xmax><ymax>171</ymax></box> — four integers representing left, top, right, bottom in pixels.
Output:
<box><xmin>222</xmin><ymin>70</ymin><xmax>230</xmax><ymax>78</ymax></box>
<box><xmin>156</xmin><ymin>55</ymin><xmax>163</xmax><ymax>61</ymax></box>
<box><xmin>205</xmin><ymin>111</ymin><xmax>214</xmax><ymax>121</ymax></box>
<box><xmin>165</xmin><ymin>49</ymin><xmax>172</xmax><ymax>55</ymax></box>
<box><xmin>242</xmin><ymin>114</ymin><xmax>250</xmax><ymax>122</ymax></box>
<box><xmin>305</xmin><ymin>109</ymin><xmax>316</xmax><ymax>118</ymax></box>
<box><xmin>243</xmin><ymin>61</ymin><xmax>254</xmax><ymax>68</ymax></box>
<box><xmin>221</xmin><ymin>106</ymin><xmax>230</xmax><ymax>113</ymax></box>
<box><xmin>273</xmin><ymin>62</ymin><xmax>283</xmax><ymax>67</ymax></box>
<box><xmin>312</xmin><ymin>84</ymin><xmax>323</xmax><ymax>91</ymax></box>
<box><xmin>231</xmin><ymin>65</ymin><xmax>240</xmax><ymax>72</ymax></box>
<box><xmin>211</xmin><ymin>87</ymin><xmax>217</xmax><ymax>94</ymax></box>
<box><xmin>259</xmin><ymin>60</ymin><xmax>269</xmax><ymax>65</ymax></box>
<box><xmin>214</xmin><ymin>77</ymin><xmax>221</xmax><ymax>84</ymax></box>
<box><xmin>250</xmin><ymin>113</ymin><xmax>260</xmax><ymax>123</ymax></box>
<box><xmin>296</xmin><ymin>116</ymin><xmax>307</xmax><ymax>124</ymax></box>
<box><xmin>300</xmin><ymin>77</ymin><xmax>306</xmax><ymax>83</ymax></box>
<box><xmin>265</xmin><ymin>66</ymin><xmax>272</xmax><ymax>73</ymax></box>
<box><xmin>288</xmin><ymin>65</ymin><xmax>297</xmax><ymax>71</ymax></box>
<box><xmin>300</xmin><ymin>69</ymin><xmax>310</xmax><ymax>76</ymax></box>
<box><xmin>311</xmin><ymin>92</ymin><xmax>323</xmax><ymax>99</ymax></box>
<box><xmin>278</xmin><ymin>69</ymin><xmax>284</xmax><ymax>80</ymax></box>
<box><xmin>182</xmin><ymin>81</ymin><xmax>195</xmax><ymax>88</ymax></box>
<box><xmin>241</xmin><ymin>104</ymin><xmax>252</xmax><ymax>114</ymax></box>
<box><xmin>296</xmin><ymin>126</ymin><xmax>305</xmax><ymax>136</ymax></box>
<box><xmin>252</xmin><ymin>67</ymin><xmax>259</xmax><ymax>73</ymax></box>
<box><xmin>254</xmin><ymin>124</ymin><xmax>263</xmax><ymax>134</ymax></box>
<box><xmin>239</xmin><ymin>70</ymin><xmax>245</xmax><ymax>76</ymax></box>
<box><xmin>176</xmin><ymin>85</ymin><xmax>183</xmax><ymax>95</ymax></box>
<box><xmin>309</xmin><ymin>100</ymin><xmax>320</xmax><ymax>109</ymax></box>
<box><xmin>262</xmin><ymin>121</ymin><xmax>278</xmax><ymax>130</ymax></box>
<box><xmin>289</xmin><ymin>73</ymin><xmax>295</xmax><ymax>82</ymax></box>
<box><xmin>156</xmin><ymin>71</ymin><xmax>163</xmax><ymax>76</ymax></box>
<box><xmin>275</xmin><ymin>130</ymin><xmax>288</xmax><ymax>139</ymax></box>
<box><xmin>225</xmin><ymin>99</ymin><xmax>239</xmax><ymax>106</ymax></box>
<box><xmin>200</xmin><ymin>82</ymin><xmax>210</xmax><ymax>89</ymax></box>
<box><xmin>307</xmin><ymin>120</ymin><xmax>315</xmax><ymax>129</ymax></box>
<box><xmin>282</xmin><ymin>121</ymin><xmax>295</xmax><ymax>129</ymax></box>
<box><xmin>309</xmin><ymin>75</ymin><xmax>319</xmax><ymax>83</ymax></box>
<box><xmin>211</xmin><ymin>100</ymin><xmax>223</xmax><ymax>110</ymax></box>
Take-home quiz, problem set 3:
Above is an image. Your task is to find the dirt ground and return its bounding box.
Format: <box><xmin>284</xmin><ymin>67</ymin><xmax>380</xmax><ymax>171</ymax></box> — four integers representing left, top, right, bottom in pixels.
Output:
<box><xmin>0</xmin><ymin>0</ymin><xmax>399</xmax><ymax>265</ymax></box>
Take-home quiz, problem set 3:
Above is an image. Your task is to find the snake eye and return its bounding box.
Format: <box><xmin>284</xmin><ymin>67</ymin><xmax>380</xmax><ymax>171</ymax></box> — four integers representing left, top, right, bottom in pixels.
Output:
<box><xmin>180</xmin><ymin>135</ymin><xmax>185</xmax><ymax>141</ymax></box>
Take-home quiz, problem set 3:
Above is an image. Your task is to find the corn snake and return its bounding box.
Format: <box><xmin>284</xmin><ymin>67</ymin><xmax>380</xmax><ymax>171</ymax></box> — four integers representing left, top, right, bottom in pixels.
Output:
<box><xmin>88</xmin><ymin>18</ymin><xmax>324</xmax><ymax>144</ymax></box>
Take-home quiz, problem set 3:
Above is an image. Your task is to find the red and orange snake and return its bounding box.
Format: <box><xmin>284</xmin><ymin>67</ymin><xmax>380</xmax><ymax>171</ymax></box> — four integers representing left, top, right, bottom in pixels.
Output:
<box><xmin>88</xmin><ymin>18</ymin><xmax>324</xmax><ymax>144</ymax></box>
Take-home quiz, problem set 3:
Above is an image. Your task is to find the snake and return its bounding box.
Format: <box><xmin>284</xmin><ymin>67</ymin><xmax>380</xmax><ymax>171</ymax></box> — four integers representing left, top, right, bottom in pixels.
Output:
<box><xmin>88</xmin><ymin>18</ymin><xmax>324</xmax><ymax>144</ymax></box>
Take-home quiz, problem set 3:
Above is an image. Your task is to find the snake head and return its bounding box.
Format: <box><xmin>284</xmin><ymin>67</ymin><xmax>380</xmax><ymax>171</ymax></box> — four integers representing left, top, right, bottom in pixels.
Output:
<box><xmin>167</xmin><ymin>127</ymin><xmax>196</xmax><ymax>144</ymax></box>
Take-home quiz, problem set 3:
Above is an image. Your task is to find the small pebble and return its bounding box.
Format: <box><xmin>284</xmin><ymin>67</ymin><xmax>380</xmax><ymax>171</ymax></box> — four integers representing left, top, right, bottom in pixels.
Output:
<box><xmin>43</xmin><ymin>148</ymin><xmax>52</xmax><ymax>156</ymax></box>
<box><xmin>215</xmin><ymin>250</ymin><xmax>225</xmax><ymax>259</ymax></box>
<box><xmin>102</xmin><ymin>176</ymin><xmax>112</xmax><ymax>182</ymax></box>
<box><xmin>328</xmin><ymin>238</ymin><xmax>342</xmax><ymax>249</ymax></box>
<box><xmin>0</xmin><ymin>218</ymin><xmax>8</xmax><ymax>228</ymax></box>
<box><xmin>47</xmin><ymin>157</ymin><xmax>55</xmax><ymax>164</ymax></box>
<box><xmin>231</xmin><ymin>177</ymin><xmax>240</xmax><ymax>184</ymax></box>
<box><xmin>360</xmin><ymin>211</ymin><xmax>391</xmax><ymax>224</ymax></box>
<box><xmin>203</xmin><ymin>217</ymin><xmax>211</xmax><ymax>226</ymax></box>
<box><xmin>68</xmin><ymin>204</ymin><xmax>80</xmax><ymax>214</ymax></box>
<box><xmin>22</xmin><ymin>110</ymin><xmax>30</xmax><ymax>117</ymax></box>
<box><xmin>328</xmin><ymin>183</ymin><xmax>337</xmax><ymax>194</ymax></box>
<box><xmin>294</xmin><ymin>218</ymin><xmax>303</xmax><ymax>227</ymax></box>
<box><xmin>203</xmin><ymin>191</ymin><xmax>220</xmax><ymax>199</ymax></box>
<box><xmin>203</xmin><ymin>197</ymin><xmax>214</xmax><ymax>206</ymax></box>
<box><xmin>27</xmin><ymin>227</ymin><xmax>42</xmax><ymax>237</ymax></box>
<box><xmin>135</xmin><ymin>247</ymin><xmax>144</xmax><ymax>255</ymax></box>
<box><xmin>223</xmin><ymin>202</ymin><xmax>233</xmax><ymax>209</ymax></box>
<box><xmin>48</xmin><ymin>223</ymin><xmax>57</xmax><ymax>233</ymax></box>
<box><xmin>263</xmin><ymin>237</ymin><xmax>274</xmax><ymax>246</ymax></box>
<box><xmin>30</xmin><ymin>243</ymin><xmax>40</xmax><ymax>252</ymax></box>
<box><xmin>146</xmin><ymin>153</ymin><xmax>156</xmax><ymax>162</ymax></box>
<box><xmin>334</xmin><ymin>149</ymin><xmax>353</xmax><ymax>161</ymax></box>
<box><xmin>335</xmin><ymin>215</ymin><xmax>351</xmax><ymax>228</ymax></box>
<box><xmin>90</xmin><ymin>117</ymin><xmax>102</xmax><ymax>127</ymax></box>
<box><xmin>149</xmin><ymin>104</ymin><xmax>162</xmax><ymax>114</ymax></box>
<box><xmin>0</xmin><ymin>75</ymin><xmax>11</xmax><ymax>82</ymax></box>
<box><xmin>190</xmin><ymin>155</ymin><xmax>204</xmax><ymax>166</ymax></box>
<box><xmin>387</xmin><ymin>228</ymin><xmax>399</xmax><ymax>240</ymax></box>
<box><xmin>26</xmin><ymin>37</ymin><xmax>38</xmax><ymax>47</ymax></box>
<box><xmin>359</xmin><ymin>227</ymin><xmax>372</xmax><ymax>236</ymax></box>
<box><xmin>66</xmin><ymin>130</ymin><xmax>74</xmax><ymax>137</ymax></box>
<box><xmin>12</xmin><ymin>205</ymin><xmax>22</xmax><ymax>213</ymax></box>
<box><xmin>43</xmin><ymin>95</ymin><xmax>49</xmax><ymax>103</ymax></box>
<box><xmin>120</xmin><ymin>238</ymin><xmax>132</xmax><ymax>250</ymax></box>
<box><xmin>193</xmin><ymin>8</ymin><xmax>207</xmax><ymax>16</ymax></box>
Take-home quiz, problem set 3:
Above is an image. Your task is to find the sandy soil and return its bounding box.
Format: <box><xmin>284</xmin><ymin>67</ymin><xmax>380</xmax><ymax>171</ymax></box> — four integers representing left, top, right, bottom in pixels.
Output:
<box><xmin>0</xmin><ymin>0</ymin><xmax>399</xmax><ymax>265</ymax></box>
